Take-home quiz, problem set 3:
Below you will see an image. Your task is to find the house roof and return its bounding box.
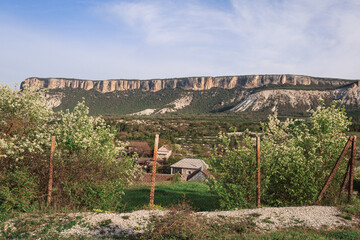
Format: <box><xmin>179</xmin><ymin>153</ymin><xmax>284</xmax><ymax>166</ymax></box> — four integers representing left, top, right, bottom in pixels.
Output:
<box><xmin>158</xmin><ymin>145</ymin><xmax>172</xmax><ymax>152</ymax></box>
<box><xmin>186</xmin><ymin>168</ymin><xmax>212</xmax><ymax>181</ymax></box>
<box><xmin>170</xmin><ymin>158</ymin><xmax>209</xmax><ymax>169</ymax></box>
<box><xmin>128</xmin><ymin>141</ymin><xmax>152</xmax><ymax>152</ymax></box>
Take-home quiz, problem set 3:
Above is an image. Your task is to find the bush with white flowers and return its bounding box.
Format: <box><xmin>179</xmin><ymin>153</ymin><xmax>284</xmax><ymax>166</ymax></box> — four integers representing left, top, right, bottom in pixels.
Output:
<box><xmin>0</xmin><ymin>84</ymin><xmax>137</xmax><ymax>212</ymax></box>
<box><xmin>209</xmin><ymin>102</ymin><xmax>351</xmax><ymax>208</ymax></box>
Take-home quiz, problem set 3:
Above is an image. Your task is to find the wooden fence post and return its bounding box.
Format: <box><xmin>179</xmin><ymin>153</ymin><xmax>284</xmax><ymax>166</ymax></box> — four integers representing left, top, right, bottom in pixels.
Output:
<box><xmin>256</xmin><ymin>136</ymin><xmax>261</xmax><ymax>208</ymax></box>
<box><xmin>349</xmin><ymin>136</ymin><xmax>356</xmax><ymax>202</ymax></box>
<box><xmin>315</xmin><ymin>136</ymin><xmax>353</xmax><ymax>204</ymax></box>
<box><xmin>149</xmin><ymin>134</ymin><xmax>159</xmax><ymax>207</ymax></box>
<box><xmin>47</xmin><ymin>136</ymin><xmax>56</xmax><ymax>206</ymax></box>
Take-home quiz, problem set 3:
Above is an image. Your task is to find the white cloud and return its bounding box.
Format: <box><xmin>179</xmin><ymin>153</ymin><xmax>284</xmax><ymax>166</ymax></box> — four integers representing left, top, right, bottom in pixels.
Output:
<box><xmin>99</xmin><ymin>0</ymin><xmax>360</xmax><ymax>78</ymax></box>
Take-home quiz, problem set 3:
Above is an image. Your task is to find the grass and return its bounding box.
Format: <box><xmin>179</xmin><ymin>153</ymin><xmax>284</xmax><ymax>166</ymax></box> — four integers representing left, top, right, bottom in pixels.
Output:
<box><xmin>240</xmin><ymin>228</ymin><xmax>360</xmax><ymax>240</ymax></box>
<box><xmin>122</xmin><ymin>181</ymin><xmax>220</xmax><ymax>212</ymax></box>
<box><xmin>9</xmin><ymin>228</ymin><xmax>359</xmax><ymax>239</ymax></box>
<box><xmin>343</xmin><ymin>198</ymin><xmax>360</xmax><ymax>218</ymax></box>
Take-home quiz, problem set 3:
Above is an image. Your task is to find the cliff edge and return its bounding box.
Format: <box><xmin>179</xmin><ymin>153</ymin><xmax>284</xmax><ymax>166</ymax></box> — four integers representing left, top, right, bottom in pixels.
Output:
<box><xmin>21</xmin><ymin>75</ymin><xmax>355</xmax><ymax>93</ymax></box>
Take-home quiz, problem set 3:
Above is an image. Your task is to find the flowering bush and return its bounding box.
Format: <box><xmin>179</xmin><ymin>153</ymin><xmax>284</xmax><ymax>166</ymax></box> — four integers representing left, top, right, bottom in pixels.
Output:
<box><xmin>209</xmin><ymin>102</ymin><xmax>351</xmax><ymax>208</ymax></box>
<box><xmin>0</xmin><ymin>83</ymin><xmax>52</xmax><ymax>160</ymax></box>
<box><xmin>262</xmin><ymin>102</ymin><xmax>351</xmax><ymax>206</ymax></box>
<box><xmin>0</xmin><ymin>85</ymin><xmax>137</xmax><ymax>212</ymax></box>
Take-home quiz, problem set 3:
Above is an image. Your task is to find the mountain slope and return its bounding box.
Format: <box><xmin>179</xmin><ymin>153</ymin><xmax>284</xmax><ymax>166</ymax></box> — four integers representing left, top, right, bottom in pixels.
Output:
<box><xmin>21</xmin><ymin>75</ymin><xmax>360</xmax><ymax>117</ymax></box>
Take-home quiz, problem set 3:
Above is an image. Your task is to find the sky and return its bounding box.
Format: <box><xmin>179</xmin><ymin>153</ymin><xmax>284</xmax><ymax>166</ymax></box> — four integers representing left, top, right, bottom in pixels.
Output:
<box><xmin>1</xmin><ymin>0</ymin><xmax>360</xmax><ymax>86</ymax></box>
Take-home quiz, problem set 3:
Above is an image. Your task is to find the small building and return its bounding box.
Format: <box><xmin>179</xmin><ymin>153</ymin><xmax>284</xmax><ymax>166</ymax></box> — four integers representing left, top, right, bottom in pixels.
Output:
<box><xmin>170</xmin><ymin>158</ymin><xmax>209</xmax><ymax>180</ymax></box>
<box><xmin>127</xmin><ymin>141</ymin><xmax>152</xmax><ymax>157</ymax></box>
<box><xmin>187</xmin><ymin>167</ymin><xmax>212</xmax><ymax>182</ymax></box>
<box><xmin>157</xmin><ymin>145</ymin><xmax>172</xmax><ymax>162</ymax></box>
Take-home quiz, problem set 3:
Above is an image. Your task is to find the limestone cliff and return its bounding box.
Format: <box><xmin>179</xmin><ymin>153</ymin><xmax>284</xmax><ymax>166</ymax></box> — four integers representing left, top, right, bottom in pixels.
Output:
<box><xmin>20</xmin><ymin>74</ymin><xmax>360</xmax><ymax>116</ymax></box>
<box><xmin>21</xmin><ymin>75</ymin><xmax>354</xmax><ymax>93</ymax></box>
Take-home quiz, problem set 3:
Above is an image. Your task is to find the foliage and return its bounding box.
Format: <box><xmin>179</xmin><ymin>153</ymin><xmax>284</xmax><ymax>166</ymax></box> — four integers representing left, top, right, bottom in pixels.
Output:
<box><xmin>0</xmin><ymin>169</ymin><xmax>38</xmax><ymax>212</ymax></box>
<box><xmin>0</xmin><ymin>83</ymin><xmax>52</xmax><ymax>160</ymax></box>
<box><xmin>51</xmin><ymin>100</ymin><xmax>138</xmax><ymax>211</ymax></box>
<box><xmin>170</xmin><ymin>172</ymin><xmax>181</xmax><ymax>183</ymax></box>
<box><xmin>208</xmin><ymin>130</ymin><xmax>258</xmax><ymax>209</ymax></box>
<box><xmin>0</xmin><ymin>85</ymin><xmax>137</xmax><ymax>212</ymax></box>
<box><xmin>209</xmin><ymin>102</ymin><xmax>352</xmax><ymax>208</ymax></box>
<box><xmin>51</xmin><ymin>87</ymin><xmax>242</xmax><ymax>116</ymax></box>
<box><xmin>262</xmin><ymin>102</ymin><xmax>351</xmax><ymax>206</ymax></box>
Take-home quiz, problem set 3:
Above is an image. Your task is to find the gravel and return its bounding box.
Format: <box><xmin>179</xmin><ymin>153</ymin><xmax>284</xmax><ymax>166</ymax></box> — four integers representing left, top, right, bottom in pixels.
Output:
<box><xmin>201</xmin><ymin>206</ymin><xmax>355</xmax><ymax>231</ymax></box>
<box><xmin>58</xmin><ymin>206</ymin><xmax>358</xmax><ymax>238</ymax></box>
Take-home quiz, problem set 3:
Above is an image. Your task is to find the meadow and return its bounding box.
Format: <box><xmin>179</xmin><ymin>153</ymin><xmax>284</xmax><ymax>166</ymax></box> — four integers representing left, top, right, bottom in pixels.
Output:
<box><xmin>122</xmin><ymin>181</ymin><xmax>220</xmax><ymax>212</ymax></box>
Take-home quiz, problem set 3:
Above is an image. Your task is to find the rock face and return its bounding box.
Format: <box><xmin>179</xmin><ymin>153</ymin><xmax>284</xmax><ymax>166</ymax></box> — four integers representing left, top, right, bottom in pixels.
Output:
<box><xmin>21</xmin><ymin>75</ymin><xmax>353</xmax><ymax>93</ymax></box>
<box><xmin>231</xmin><ymin>90</ymin><xmax>331</xmax><ymax>112</ymax></box>
<box><xmin>20</xmin><ymin>75</ymin><xmax>360</xmax><ymax>116</ymax></box>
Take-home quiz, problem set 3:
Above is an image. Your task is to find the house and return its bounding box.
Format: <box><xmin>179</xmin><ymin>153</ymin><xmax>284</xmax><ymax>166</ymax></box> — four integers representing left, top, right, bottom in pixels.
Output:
<box><xmin>187</xmin><ymin>167</ymin><xmax>212</xmax><ymax>182</ymax></box>
<box><xmin>157</xmin><ymin>145</ymin><xmax>172</xmax><ymax>162</ymax></box>
<box><xmin>127</xmin><ymin>141</ymin><xmax>152</xmax><ymax>157</ymax></box>
<box><xmin>170</xmin><ymin>158</ymin><xmax>209</xmax><ymax>180</ymax></box>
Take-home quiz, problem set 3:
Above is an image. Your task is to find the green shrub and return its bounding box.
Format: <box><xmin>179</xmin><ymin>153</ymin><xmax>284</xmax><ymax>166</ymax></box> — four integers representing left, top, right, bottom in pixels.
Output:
<box><xmin>170</xmin><ymin>172</ymin><xmax>182</xmax><ymax>183</ymax></box>
<box><xmin>208</xmin><ymin>130</ymin><xmax>258</xmax><ymax>209</ymax></box>
<box><xmin>262</xmin><ymin>102</ymin><xmax>351</xmax><ymax>206</ymax></box>
<box><xmin>209</xmin><ymin>102</ymin><xmax>352</xmax><ymax>208</ymax></box>
<box><xmin>0</xmin><ymin>169</ymin><xmax>38</xmax><ymax>212</ymax></box>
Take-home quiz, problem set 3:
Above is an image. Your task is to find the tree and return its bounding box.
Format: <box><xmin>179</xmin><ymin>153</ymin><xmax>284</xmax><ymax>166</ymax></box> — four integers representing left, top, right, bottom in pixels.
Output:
<box><xmin>52</xmin><ymin>100</ymin><xmax>138</xmax><ymax>210</ymax></box>
<box><xmin>0</xmin><ymin>83</ymin><xmax>52</xmax><ymax>161</ymax></box>
<box><xmin>209</xmin><ymin>102</ymin><xmax>351</xmax><ymax>209</ymax></box>
<box><xmin>262</xmin><ymin>102</ymin><xmax>351</xmax><ymax>206</ymax></box>
<box><xmin>0</xmin><ymin>84</ymin><xmax>52</xmax><ymax>211</ymax></box>
<box><xmin>208</xmin><ymin>130</ymin><xmax>258</xmax><ymax>209</ymax></box>
<box><xmin>0</xmin><ymin>85</ymin><xmax>137</xmax><ymax>212</ymax></box>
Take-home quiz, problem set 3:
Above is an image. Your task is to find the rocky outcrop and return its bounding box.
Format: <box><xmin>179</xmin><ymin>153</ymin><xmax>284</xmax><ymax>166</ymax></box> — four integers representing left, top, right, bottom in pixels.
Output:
<box><xmin>231</xmin><ymin>83</ymin><xmax>360</xmax><ymax>113</ymax></box>
<box><xmin>21</xmin><ymin>75</ymin><xmax>355</xmax><ymax>93</ymax></box>
<box><xmin>44</xmin><ymin>93</ymin><xmax>64</xmax><ymax>108</ymax></box>
<box><xmin>231</xmin><ymin>90</ymin><xmax>331</xmax><ymax>112</ymax></box>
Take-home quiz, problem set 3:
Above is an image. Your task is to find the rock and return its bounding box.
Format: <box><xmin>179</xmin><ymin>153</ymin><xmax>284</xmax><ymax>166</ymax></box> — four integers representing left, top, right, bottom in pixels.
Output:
<box><xmin>20</xmin><ymin>75</ymin><xmax>355</xmax><ymax>93</ymax></box>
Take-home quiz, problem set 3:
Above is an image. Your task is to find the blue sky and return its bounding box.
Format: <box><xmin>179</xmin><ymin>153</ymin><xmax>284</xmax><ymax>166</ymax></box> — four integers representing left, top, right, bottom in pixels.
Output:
<box><xmin>1</xmin><ymin>0</ymin><xmax>360</xmax><ymax>86</ymax></box>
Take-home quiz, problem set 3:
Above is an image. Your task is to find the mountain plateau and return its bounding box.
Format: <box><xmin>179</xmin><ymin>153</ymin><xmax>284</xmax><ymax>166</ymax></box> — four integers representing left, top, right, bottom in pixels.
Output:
<box><xmin>20</xmin><ymin>75</ymin><xmax>360</xmax><ymax>118</ymax></box>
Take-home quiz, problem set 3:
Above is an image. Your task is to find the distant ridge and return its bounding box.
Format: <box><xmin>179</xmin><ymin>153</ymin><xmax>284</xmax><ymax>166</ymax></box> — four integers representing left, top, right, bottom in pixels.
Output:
<box><xmin>21</xmin><ymin>74</ymin><xmax>357</xmax><ymax>93</ymax></box>
<box><xmin>20</xmin><ymin>74</ymin><xmax>360</xmax><ymax>117</ymax></box>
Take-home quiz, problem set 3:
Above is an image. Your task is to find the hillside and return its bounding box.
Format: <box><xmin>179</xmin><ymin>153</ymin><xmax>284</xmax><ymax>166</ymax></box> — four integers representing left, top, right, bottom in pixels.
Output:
<box><xmin>20</xmin><ymin>74</ymin><xmax>360</xmax><ymax>117</ymax></box>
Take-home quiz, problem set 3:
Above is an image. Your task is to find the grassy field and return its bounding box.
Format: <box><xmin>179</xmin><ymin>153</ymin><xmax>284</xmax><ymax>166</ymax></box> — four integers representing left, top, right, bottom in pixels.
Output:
<box><xmin>121</xmin><ymin>181</ymin><xmax>220</xmax><ymax>212</ymax></box>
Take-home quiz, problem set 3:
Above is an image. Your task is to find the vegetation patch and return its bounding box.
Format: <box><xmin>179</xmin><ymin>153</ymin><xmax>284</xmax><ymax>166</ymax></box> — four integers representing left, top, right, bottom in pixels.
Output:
<box><xmin>122</xmin><ymin>182</ymin><xmax>220</xmax><ymax>212</ymax></box>
<box><xmin>1</xmin><ymin>214</ymin><xmax>88</xmax><ymax>239</ymax></box>
<box><xmin>209</xmin><ymin>102</ymin><xmax>352</xmax><ymax>209</ymax></box>
<box><xmin>144</xmin><ymin>201</ymin><xmax>253</xmax><ymax>240</ymax></box>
